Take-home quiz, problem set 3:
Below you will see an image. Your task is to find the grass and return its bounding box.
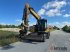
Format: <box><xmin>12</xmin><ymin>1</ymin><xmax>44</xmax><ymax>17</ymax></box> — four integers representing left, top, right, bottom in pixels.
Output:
<box><xmin>0</xmin><ymin>30</ymin><xmax>19</xmax><ymax>46</ymax></box>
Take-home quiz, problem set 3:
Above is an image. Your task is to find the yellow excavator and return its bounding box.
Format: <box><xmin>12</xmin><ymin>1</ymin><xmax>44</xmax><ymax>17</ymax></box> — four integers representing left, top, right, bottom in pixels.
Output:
<box><xmin>19</xmin><ymin>3</ymin><xmax>50</xmax><ymax>42</ymax></box>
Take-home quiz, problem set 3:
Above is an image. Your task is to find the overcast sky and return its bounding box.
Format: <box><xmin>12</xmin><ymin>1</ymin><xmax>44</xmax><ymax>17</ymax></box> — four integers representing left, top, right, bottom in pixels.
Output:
<box><xmin>0</xmin><ymin>0</ymin><xmax>70</xmax><ymax>27</ymax></box>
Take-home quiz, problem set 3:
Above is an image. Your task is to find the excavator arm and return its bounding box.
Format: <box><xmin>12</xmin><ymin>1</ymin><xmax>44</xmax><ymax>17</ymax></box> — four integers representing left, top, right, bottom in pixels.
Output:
<box><xmin>29</xmin><ymin>7</ymin><xmax>41</xmax><ymax>20</ymax></box>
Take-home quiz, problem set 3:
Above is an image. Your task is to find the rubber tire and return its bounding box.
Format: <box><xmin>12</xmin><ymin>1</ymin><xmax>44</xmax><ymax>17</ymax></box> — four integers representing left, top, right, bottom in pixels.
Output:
<box><xmin>42</xmin><ymin>34</ymin><xmax>46</xmax><ymax>42</ymax></box>
<box><xmin>46</xmin><ymin>32</ymin><xmax>50</xmax><ymax>39</ymax></box>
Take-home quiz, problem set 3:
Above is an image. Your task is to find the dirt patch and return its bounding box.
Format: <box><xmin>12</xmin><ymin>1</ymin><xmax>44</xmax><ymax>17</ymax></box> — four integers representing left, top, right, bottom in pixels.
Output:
<box><xmin>0</xmin><ymin>28</ymin><xmax>20</xmax><ymax>32</ymax></box>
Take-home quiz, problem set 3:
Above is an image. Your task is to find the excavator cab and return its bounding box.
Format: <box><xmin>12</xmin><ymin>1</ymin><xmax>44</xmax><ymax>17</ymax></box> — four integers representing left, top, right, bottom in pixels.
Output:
<box><xmin>31</xmin><ymin>19</ymin><xmax>47</xmax><ymax>33</ymax></box>
<box><xmin>37</xmin><ymin>19</ymin><xmax>47</xmax><ymax>32</ymax></box>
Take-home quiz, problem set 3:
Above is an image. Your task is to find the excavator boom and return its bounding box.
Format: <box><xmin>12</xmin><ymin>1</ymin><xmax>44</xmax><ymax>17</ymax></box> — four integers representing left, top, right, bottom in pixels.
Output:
<box><xmin>29</xmin><ymin>7</ymin><xmax>41</xmax><ymax>20</ymax></box>
<box><xmin>22</xmin><ymin>3</ymin><xmax>41</xmax><ymax>33</ymax></box>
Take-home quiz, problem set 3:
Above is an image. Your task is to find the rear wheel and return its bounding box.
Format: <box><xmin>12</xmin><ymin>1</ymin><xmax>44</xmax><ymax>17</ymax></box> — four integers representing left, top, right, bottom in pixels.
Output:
<box><xmin>46</xmin><ymin>32</ymin><xmax>50</xmax><ymax>39</ymax></box>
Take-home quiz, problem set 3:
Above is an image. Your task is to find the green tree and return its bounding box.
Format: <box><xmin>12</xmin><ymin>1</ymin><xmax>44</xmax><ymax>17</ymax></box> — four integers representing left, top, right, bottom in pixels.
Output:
<box><xmin>62</xmin><ymin>25</ymin><xmax>70</xmax><ymax>32</ymax></box>
<box><xmin>0</xmin><ymin>25</ymin><xmax>2</xmax><ymax>28</ymax></box>
<box><xmin>53</xmin><ymin>26</ymin><xmax>60</xmax><ymax>30</ymax></box>
<box><xmin>62</xmin><ymin>25</ymin><xmax>68</xmax><ymax>31</ymax></box>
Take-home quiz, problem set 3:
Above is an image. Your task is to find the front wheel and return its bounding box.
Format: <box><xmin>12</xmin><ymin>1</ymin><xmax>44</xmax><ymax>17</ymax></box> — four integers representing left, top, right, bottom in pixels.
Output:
<box><xmin>41</xmin><ymin>34</ymin><xmax>46</xmax><ymax>42</ymax></box>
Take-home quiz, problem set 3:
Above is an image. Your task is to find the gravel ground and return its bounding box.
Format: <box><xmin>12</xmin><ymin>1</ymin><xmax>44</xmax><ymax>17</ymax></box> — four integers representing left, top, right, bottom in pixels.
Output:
<box><xmin>0</xmin><ymin>30</ymin><xmax>70</xmax><ymax>52</ymax></box>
